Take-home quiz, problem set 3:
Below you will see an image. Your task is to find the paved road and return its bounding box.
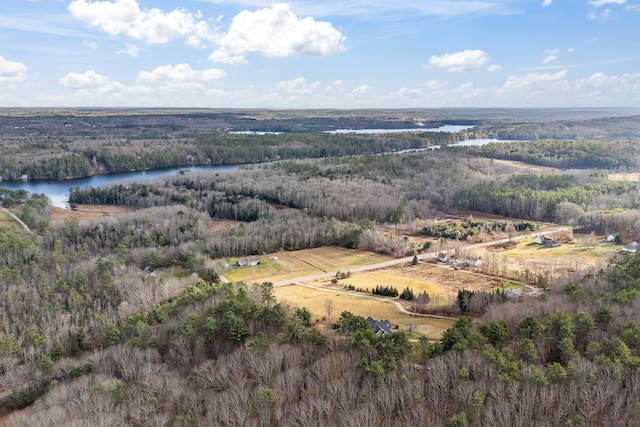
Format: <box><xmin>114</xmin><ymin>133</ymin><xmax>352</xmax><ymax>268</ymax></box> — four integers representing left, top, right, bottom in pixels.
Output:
<box><xmin>271</xmin><ymin>226</ymin><xmax>570</xmax><ymax>288</ymax></box>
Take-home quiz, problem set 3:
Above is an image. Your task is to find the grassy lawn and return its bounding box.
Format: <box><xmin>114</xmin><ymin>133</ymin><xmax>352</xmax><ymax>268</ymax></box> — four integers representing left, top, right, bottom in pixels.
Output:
<box><xmin>221</xmin><ymin>247</ymin><xmax>392</xmax><ymax>283</ymax></box>
<box><xmin>317</xmin><ymin>270</ymin><xmax>443</xmax><ymax>298</ymax></box>
<box><xmin>274</xmin><ymin>284</ymin><xmax>454</xmax><ymax>340</ymax></box>
<box><xmin>490</xmin><ymin>281</ymin><xmax>527</xmax><ymax>293</ymax></box>
<box><xmin>505</xmin><ymin>236</ymin><xmax>620</xmax><ymax>263</ymax></box>
<box><xmin>0</xmin><ymin>209</ymin><xmax>19</xmax><ymax>229</ymax></box>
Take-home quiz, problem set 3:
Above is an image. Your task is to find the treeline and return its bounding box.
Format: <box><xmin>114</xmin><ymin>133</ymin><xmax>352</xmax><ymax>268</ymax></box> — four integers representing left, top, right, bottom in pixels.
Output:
<box><xmin>455</xmin><ymin>179</ymin><xmax>640</xmax><ymax>222</ymax></box>
<box><xmin>196</xmin><ymin>131</ymin><xmax>467</xmax><ymax>164</ymax></box>
<box><xmin>91</xmin><ymin>149</ymin><xmax>199</xmax><ymax>174</ymax></box>
<box><xmin>0</xmin><ymin>154</ymin><xmax>91</xmax><ymax>181</ymax></box>
<box><xmin>452</xmin><ymin>139</ymin><xmax>639</xmax><ymax>169</ymax></box>
<box><xmin>423</xmin><ymin>219</ymin><xmax>539</xmax><ymax>240</ymax></box>
<box><xmin>71</xmin><ymin>151</ymin><xmax>490</xmax><ymax>224</ymax></box>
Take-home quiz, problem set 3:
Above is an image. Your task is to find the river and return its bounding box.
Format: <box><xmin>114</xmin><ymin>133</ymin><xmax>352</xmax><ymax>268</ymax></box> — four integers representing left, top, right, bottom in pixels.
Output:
<box><xmin>0</xmin><ymin>135</ymin><xmax>516</xmax><ymax>209</ymax></box>
<box><xmin>0</xmin><ymin>165</ymin><xmax>239</xmax><ymax>208</ymax></box>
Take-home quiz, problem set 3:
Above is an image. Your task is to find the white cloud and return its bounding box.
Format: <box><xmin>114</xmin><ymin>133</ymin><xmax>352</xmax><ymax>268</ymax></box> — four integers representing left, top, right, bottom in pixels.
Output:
<box><xmin>486</xmin><ymin>64</ymin><xmax>503</xmax><ymax>72</ymax></box>
<box><xmin>58</xmin><ymin>70</ymin><xmax>113</xmax><ymax>89</ymax></box>
<box><xmin>210</xmin><ymin>3</ymin><xmax>345</xmax><ymax>64</ymax></box>
<box><xmin>117</xmin><ymin>43</ymin><xmax>141</xmax><ymax>57</ymax></box>
<box><xmin>427</xmin><ymin>49</ymin><xmax>489</xmax><ymax>72</ymax></box>
<box><xmin>137</xmin><ymin>63</ymin><xmax>225</xmax><ymax>83</ymax></box>
<box><xmin>589</xmin><ymin>0</ymin><xmax>626</xmax><ymax>6</ymax></box>
<box><xmin>208</xmin><ymin>50</ymin><xmax>247</xmax><ymax>64</ymax></box>
<box><xmin>453</xmin><ymin>82</ymin><xmax>487</xmax><ymax>99</ymax></box>
<box><xmin>503</xmin><ymin>70</ymin><xmax>568</xmax><ymax>90</ymax></box>
<box><xmin>350</xmin><ymin>85</ymin><xmax>372</xmax><ymax>97</ymax></box>
<box><xmin>83</xmin><ymin>40</ymin><xmax>99</xmax><ymax>49</ymax></box>
<box><xmin>542</xmin><ymin>0</ymin><xmax>552</xmax><ymax>6</ymax></box>
<box><xmin>389</xmin><ymin>87</ymin><xmax>423</xmax><ymax>99</ymax></box>
<box><xmin>543</xmin><ymin>55</ymin><xmax>557</xmax><ymax>64</ymax></box>
<box><xmin>68</xmin><ymin>0</ymin><xmax>215</xmax><ymax>45</ymax></box>
<box><xmin>0</xmin><ymin>56</ymin><xmax>27</xmax><ymax>83</ymax></box>
<box><xmin>424</xmin><ymin>80</ymin><xmax>447</xmax><ymax>90</ymax></box>
<box><xmin>277</xmin><ymin>77</ymin><xmax>320</xmax><ymax>95</ymax></box>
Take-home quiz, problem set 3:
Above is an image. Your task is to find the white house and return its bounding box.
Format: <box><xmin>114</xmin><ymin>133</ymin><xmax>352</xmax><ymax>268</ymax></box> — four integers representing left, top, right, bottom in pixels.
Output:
<box><xmin>465</xmin><ymin>258</ymin><xmax>483</xmax><ymax>267</ymax></box>
<box><xmin>622</xmin><ymin>241</ymin><xmax>640</xmax><ymax>254</ymax></box>
<box><xmin>504</xmin><ymin>288</ymin><xmax>524</xmax><ymax>301</ymax></box>
<box><xmin>237</xmin><ymin>256</ymin><xmax>260</xmax><ymax>266</ymax></box>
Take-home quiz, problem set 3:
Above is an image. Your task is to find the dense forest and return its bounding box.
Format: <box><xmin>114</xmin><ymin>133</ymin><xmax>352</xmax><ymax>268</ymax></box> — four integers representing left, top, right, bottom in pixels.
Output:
<box><xmin>5</xmin><ymin>253</ymin><xmax>640</xmax><ymax>425</ymax></box>
<box><xmin>452</xmin><ymin>139</ymin><xmax>639</xmax><ymax>169</ymax></box>
<box><xmin>5</xmin><ymin>109</ymin><xmax>640</xmax><ymax>425</ymax></box>
<box><xmin>2</xmin><ymin>109</ymin><xmax>640</xmax><ymax>181</ymax></box>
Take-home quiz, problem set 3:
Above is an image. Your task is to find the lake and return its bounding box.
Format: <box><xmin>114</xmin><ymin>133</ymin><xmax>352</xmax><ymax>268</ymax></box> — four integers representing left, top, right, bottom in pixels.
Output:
<box><xmin>393</xmin><ymin>138</ymin><xmax>516</xmax><ymax>154</ymax></box>
<box><xmin>325</xmin><ymin>125</ymin><xmax>475</xmax><ymax>134</ymax></box>
<box><xmin>0</xmin><ymin>165</ymin><xmax>239</xmax><ymax>208</ymax></box>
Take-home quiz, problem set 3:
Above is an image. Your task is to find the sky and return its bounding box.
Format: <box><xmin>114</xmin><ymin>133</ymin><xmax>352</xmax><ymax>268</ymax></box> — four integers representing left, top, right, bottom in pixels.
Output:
<box><xmin>1</xmin><ymin>0</ymin><xmax>639</xmax><ymax>109</ymax></box>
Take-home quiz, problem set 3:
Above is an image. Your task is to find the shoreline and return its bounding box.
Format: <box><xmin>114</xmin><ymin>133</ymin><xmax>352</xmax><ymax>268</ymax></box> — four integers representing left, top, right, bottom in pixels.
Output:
<box><xmin>0</xmin><ymin>161</ymin><xmax>244</xmax><ymax>186</ymax></box>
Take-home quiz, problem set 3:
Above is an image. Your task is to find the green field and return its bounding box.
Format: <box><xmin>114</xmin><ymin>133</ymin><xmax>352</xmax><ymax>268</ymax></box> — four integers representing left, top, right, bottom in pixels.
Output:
<box><xmin>221</xmin><ymin>246</ymin><xmax>392</xmax><ymax>283</ymax></box>
<box><xmin>274</xmin><ymin>284</ymin><xmax>454</xmax><ymax>340</ymax></box>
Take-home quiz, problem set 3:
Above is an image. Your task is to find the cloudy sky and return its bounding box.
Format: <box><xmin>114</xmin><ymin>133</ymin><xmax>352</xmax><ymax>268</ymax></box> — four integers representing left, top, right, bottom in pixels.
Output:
<box><xmin>1</xmin><ymin>0</ymin><xmax>639</xmax><ymax>108</ymax></box>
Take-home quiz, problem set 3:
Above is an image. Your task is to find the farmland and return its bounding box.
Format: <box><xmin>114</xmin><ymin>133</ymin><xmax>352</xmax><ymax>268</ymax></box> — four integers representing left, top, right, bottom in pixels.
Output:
<box><xmin>274</xmin><ymin>283</ymin><xmax>455</xmax><ymax>340</ymax></box>
<box><xmin>221</xmin><ymin>246</ymin><xmax>392</xmax><ymax>283</ymax></box>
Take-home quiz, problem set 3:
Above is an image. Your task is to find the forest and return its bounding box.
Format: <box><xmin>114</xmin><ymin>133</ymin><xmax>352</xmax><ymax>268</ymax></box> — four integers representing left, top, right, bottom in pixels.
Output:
<box><xmin>4</xmin><ymin>109</ymin><xmax>640</xmax><ymax>425</ymax></box>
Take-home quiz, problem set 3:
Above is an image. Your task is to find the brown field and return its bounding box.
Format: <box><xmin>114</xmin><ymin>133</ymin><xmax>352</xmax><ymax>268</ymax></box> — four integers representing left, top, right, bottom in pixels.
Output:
<box><xmin>51</xmin><ymin>205</ymin><xmax>133</xmax><ymax>222</ymax></box>
<box><xmin>341</xmin><ymin>263</ymin><xmax>506</xmax><ymax>302</ymax></box>
<box><xmin>609</xmin><ymin>172</ymin><xmax>640</xmax><ymax>182</ymax></box>
<box><xmin>274</xmin><ymin>284</ymin><xmax>455</xmax><ymax>340</ymax></box>
<box><xmin>468</xmin><ymin>234</ymin><xmax>618</xmax><ymax>282</ymax></box>
<box><xmin>222</xmin><ymin>247</ymin><xmax>392</xmax><ymax>283</ymax></box>
<box><xmin>0</xmin><ymin>209</ymin><xmax>19</xmax><ymax>229</ymax></box>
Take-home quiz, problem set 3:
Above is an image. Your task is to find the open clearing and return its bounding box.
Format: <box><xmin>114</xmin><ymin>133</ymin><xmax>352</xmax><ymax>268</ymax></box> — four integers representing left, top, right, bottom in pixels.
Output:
<box><xmin>222</xmin><ymin>247</ymin><xmax>392</xmax><ymax>283</ymax></box>
<box><xmin>0</xmin><ymin>209</ymin><xmax>19</xmax><ymax>229</ymax></box>
<box><xmin>468</xmin><ymin>234</ymin><xmax>619</xmax><ymax>281</ymax></box>
<box><xmin>609</xmin><ymin>172</ymin><xmax>640</xmax><ymax>182</ymax></box>
<box><xmin>274</xmin><ymin>284</ymin><xmax>455</xmax><ymax>340</ymax></box>
<box><xmin>51</xmin><ymin>205</ymin><xmax>133</xmax><ymax>222</ymax></box>
<box><xmin>321</xmin><ymin>263</ymin><xmax>506</xmax><ymax>302</ymax></box>
<box><xmin>330</xmin><ymin>270</ymin><xmax>444</xmax><ymax>297</ymax></box>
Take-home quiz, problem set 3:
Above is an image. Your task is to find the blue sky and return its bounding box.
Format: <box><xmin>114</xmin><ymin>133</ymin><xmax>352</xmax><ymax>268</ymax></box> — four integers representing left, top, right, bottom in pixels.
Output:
<box><xmin>1</xmin><ymin>0</ymin><xmax>639</xmax><ymax>108</ymax></box>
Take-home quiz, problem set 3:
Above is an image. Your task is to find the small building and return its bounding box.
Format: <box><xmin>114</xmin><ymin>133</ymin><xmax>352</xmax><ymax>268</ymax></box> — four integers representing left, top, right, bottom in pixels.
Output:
<box><xmin>140</xmin><ymin>266</ymin><xmax>157</xmax><ymax>279</ymax></box>
<box><xmin>367</xmin><ymin>316</ymin><xmax>392</xmax><ymax>336</ymax></box>
<box><xmin>534</xmin><ymin>235</ymin><xmax>561</xmax><ymax>248</ymax></box>
<box><xmin>504</xmin><ymin>288</ymin><xmax>524</xmax><ymax>301</ymax></box>
<box><xmin>237</xmin><ymin>256</ymin><xmax>260</xmax><ymax>267</ymax></box>
<box><xmin>464</xmin><ymin>258</ymin><xmax>483</xmax><ymax>267</ymax></box>
<box><xmin>436</xmin><ymin>252</ymin><xmax>449</xmax><ymax>262</ymax></box>
<box><xmin>622</xmin><ymin>241</ymin><xmax>640</xmax><ymax>254</ymax></box>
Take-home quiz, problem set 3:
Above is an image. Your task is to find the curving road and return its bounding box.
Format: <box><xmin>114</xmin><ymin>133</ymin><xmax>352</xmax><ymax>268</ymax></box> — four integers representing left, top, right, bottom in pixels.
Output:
<box><xmin>269</xmin><ymin>227</ymin><xmax>569</xmax><ymax>317</ymax></box>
